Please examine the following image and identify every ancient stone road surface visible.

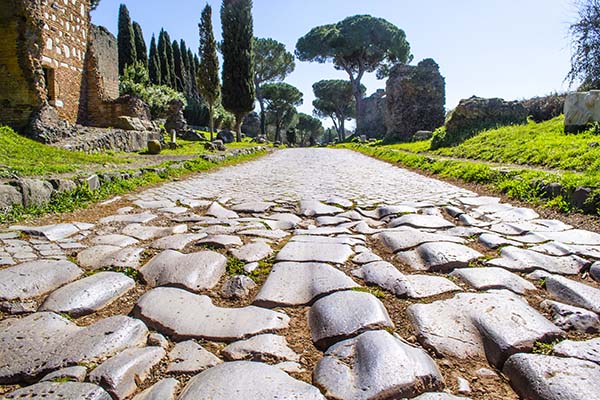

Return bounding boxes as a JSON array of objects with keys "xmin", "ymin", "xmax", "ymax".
[{"xmin": 1, "ymin": 148, "xmax": 600, "ymax": 400}]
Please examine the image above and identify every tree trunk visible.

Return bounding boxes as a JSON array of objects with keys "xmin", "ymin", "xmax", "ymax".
[
  {"xmin": 274, "ymin": 114, "xmax": 281, "ymax": 143},
  {"xmin": 351, "ymin": 78, "xmax": 365, "ymax": 135},
  {"xmin": 234, "ymin": 113, "xmax": 244, "ymax": 142},
  {"xmin": 208, "ymin": 103, "xmax": 214, "ymax": 142},
  {"xmin": 339, "ymin": 117, "xmax": 346, "ymax": 142},
  {"xmin": 258, "ymin": 94, "xmax": 266, "ymax": 138},
  {"xmin": 331, "ymin": 117, "xmax": 339, "ymax": 141}
]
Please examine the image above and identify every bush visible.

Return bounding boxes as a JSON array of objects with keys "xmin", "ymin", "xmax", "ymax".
[{"xmin": 430, "ymin": 126, "xmax": 448, "ymax": 150}]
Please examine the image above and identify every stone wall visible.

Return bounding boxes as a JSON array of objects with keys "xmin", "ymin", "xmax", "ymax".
[
  {"xmin": 564, "ymin": 91, "xmax": 600, "ymax": 133},
  {"xmin": 359, "ymin": 89, "xmax": 387, "ymax": 139},
  {"xmin": 384, "ymin": 59, "xmax": 446, "ymax": 142}
]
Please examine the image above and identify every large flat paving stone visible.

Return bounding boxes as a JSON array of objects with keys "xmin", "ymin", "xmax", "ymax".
[
  {"xmin": 230, "ymin": 241, "xmax": 273, "ymax": 262},
  {"xmin": 541, "ymin": 300, "xmax": 600, "ymax": 333},
  {"xmin": 9, "ymin": 223, "xmax": 81, "ymax": 242},
  {"xmin": 39, "ymin": 271, "xmax": 135, "ymax": 317},
  {"xmin": 197, "ymin": 234, "xmax": 243, "ymax": 248},
  {"xmin": 451, "ymin": 267, "xmax": 536, "ymax": 295},
  {"xmin": 488, "ymin": 246, "xmax": 589, "ymax": 275},
  {"xmin": 77, "ymin": 245, "xmax": 144, "ymax": 270},
  {"xmin": 206, "ymin": 202, "xmax": 239, "ymax": 219},
  {"xmin": 503, "ymin": 353, "xmax": 600, "ymax": 400},
  {"xmin": 177, "ymin": 361, "xmax": 326, "ymax": 400},
  {"xmin": 167, "ymin": 340, "xmax": 222, "ymax": 374},
  {"xmin": 275, "ymin": 240, "xmax": 353, "ymax": 264},
  {"xmin": 308, "ymin": 290, "xmax": 393, "ymax": 350},
  {"xmin": 0, "ymin": 260, "xmax": 82, "ymax": 301},
  {"xmin": 300, "ymin": 200, "xmax": 344, "ymax": 216},
  {"xmin": 122, "ymin": 224, "xmax": 187, "ymax": 241},
  {"xmin": 150, "ymin": 233, "xmax": 207, "ymax": 250},
  {"xmin": 134, "ymin": 287, "xmax": 289, "ymax": 341},
  {"xmin": 314, "ymin": 330, "xmax": 444, "ymax": 400},
  {"xmin": 554, "ymin": 338, "xmax": 600, "ymax": 365},
  {"xmin": 388, "ymin": 214, "xmax": 455, "ymax": 229},
  {"xmin": 540, "ymin": 229, "xmax": 600, "ymax": 245},
  {"xmin": 99, "ymin": 212, "xmax": 157, "ymax": 225},
  {"xmin": 222, "ymin": 334, "xmax": 299, "ymax": 363},
  {"xmin": 231, "ymin": 201, "xmax": 274, "ymax": 213},
  {"xmin": 254, "ymin": 262, "xmax": 359, "ymax": 307},
  {"xmin": 545, "ymin": 275, "xmax": 600, "ymax": 314},
  {"xmin": 132, "ymin": 378, "xmax": 179, "ymax": 400},
  {"xmin": 89, "ymin": 347, "xmax": 165, "ymax": 400},
  {"xmin": 3, "ymin": 382, "xmax": 111, "ymax": 399},
  {"xmin": 0, "ymin": 313, "xmax": 148, "ymax": 383},
  {"xmin": 140, "ymin": 250, "xmax": 226, "ymax": 292},
  {"xmin": 396, "ymin": 242, "xmax": 483, "ymax": 272},
  {"xmin": 91, "ymin": 234, "xmax": 139, "ymax": 247},
  {"xmin": 408, "ymin": 292, "xmax": 563, "ymax": 368},
  {"xmin": 375, "ymin": 228, "xmax": 464, "ymax": 253}
]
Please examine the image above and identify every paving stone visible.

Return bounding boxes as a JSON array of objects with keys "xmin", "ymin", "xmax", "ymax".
[
  {"xmin": 77, "ymin": 245, "xmax": 144, "ymax": 270},
  {"xmin": 375, "ymin": 228, "xmax": 464, "ymax": 252},
  {"xmin": 267, "ymin": 212, "xmax": 302, "ymax": 225},
  {"xmin": 264, "ymin": 219, "xmax": 296, "ymax": 230},
  {"xmin": 388, "ymin": 214, "xmax": 455, "ymax": 229},
  {"xmin": 167, "ymin": 340, "xmax": 221, "ymax": 374},
  {"xmin": 206, "ymin": 202, "xmax": 239, "ymax": 219},
  {"xmin": 122, "ymin": 224, "xmax": 187, "ymax": 241},
  {"xmin": 99, "ymin": 212, "xmax": 157, "ymax": 225},
  {"xmin": 41, "ymin": 366, "xmax": 87, "ymax": 383},
  {"xmin": 133, "ymin": 199, "xmax": 177, "ymax": 209},
  {"xmin": 134, "ymin": 287, "xmax": 289, "ymax": 341},
  {"xmin": 487, "ymin": 247, "xmax": 589, "ymax": 275},
  {"xmin": 352, "ymin": 251, "xmax": 382, "ymax": 264},
  {"xmin": 554, "ymin": 338, "xmax": 600, "ymax": 365},
  {"xmin": 9, "ymin": 223, "xmax": 80, "ymax": 242},
  {"xmin": 316, "ymin": 216, "xmax": 351, "ymax": 226},
  {"xmin": 413, "ymin": 394, "xmax": 471, "ymax": 400},
  {"xmin": 300, "ymin": 200, "xmax": 343, "ymax": 216},
  {"xmin": 132, "ymin": 378, "xmax": 179, "ymax": 400},
  {"xmin": 354, "ymin": 261, "xmax": 461, "ymax": 298},
  {"xmin": 0, "ymin": 257, "xmax": 15, "ymax": 266},
  {"xmin": 231, "ymin": 201, "xmax": 274, "ymax": 213},
  {"xmin": 222, "ymin": 334, "xmax": 299, "ymax": 362},
  {"xmin": 276, "ymin": 240, "xmax": 353, "ymax": 264},
  {"xmin": 0, "ymin": 260, "xmax": 82, "ymax": 301},
  {"xmin": 314, "ymin": 330, "xmax": 443, "ymax": 400},
  {"xmin": 230, "ymin": 241, "xmax": 272, "ymax": 262},
  {"xmin": 591, "ymin": 262, "xmax": 600, "ymax": 283},
  {"xmin": 451, "ymin": 267, "xmax": 536, "ymax": 294},
  {"xmin": 197, "ymin": 234, "xmax": 243, "ymax": 248},
  {"xmin": 486, "ymin": 206, "xmax": 539, "ymax": 222},
  {"xmin": 237, "ymin": 228, "xmax": 289, "ymax": 240},
  {"xmin": 478, "ymin": 233, "xmax": 520, "ymax": 249},
  {"xmin": 150, "ymin": 233, "xmax": 207, "ymax": 250},
  {"xmin": 141, "ymin": 250, "xmax": 226, "ymax": 292},
  {"xmin": 254, "ymin": 262, "xmax": 359, "ymax": 307},
  {"xmin": 541, "ymin": 300, "xmax": 600, "ymax": 333},
  {"xmin": 458, "ymin": 196, "xmax": 501, "ymax": 207},
  {"xmin": 308, "ymin": 290, "xmax": 393, "ymax": 350},
  {"xmin": 529, "ymin": 241, "xmax": 574, "ymax": 257},
  {"xmin": 0, "ymin": 313, "xmax": 148, "ymax": 383},
  {"xmin": 538, "ymin": 229, "xmax": 600, "ymax": 245},
  {"xmin": 408, "ymin": 292, "xmax": 562, "ymax": 368},
  {"xmin": 221, "ymin": 275, "xmax": 257, "ymax": 299},
  {"xmin": 3, "ymin": 382, "xmax": 112, "ymax": 399},
  {"xmin": 177, "ymin": 361, "xmax": 325, "ymax": 399},
  {"xmin": 290, "ymin": 235, "xmax": 358, "ymax": 245},
  {"xmin": 89, "ymin": 347, "xmax": 165, "ymax": 400},
  {"xmin": 545, "ymin": 275, "xmax": 600, "ymax": 314},
  {"xmin": 325, "ymin": 196, "xmax": 354, "ymax": 208},
  {"xmin": 39, "ymin": 272, "xmax": 135, "ymax": 317},
  {"xmin": 376, "ymin": 204, "xmax": 418, "ymax": 218},
  {"xmin": 0, "ymin": 300, "xmax": 37, "ymax": 314},
  {"xmin": 396, "ymin": 242, "xmax": 483, "ymax": 272},
  {"xmin": 147, "ymin": 332, "xmax": 169, "ymax": 348},
  {"xmin": 503, "ymin": 353, "xmax": 600, "ymax": 400}
]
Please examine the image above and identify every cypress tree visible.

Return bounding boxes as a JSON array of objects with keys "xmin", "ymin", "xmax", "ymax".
[
  {"xmin": 148, "ymin": 34, "xmax": 161, "ymax": 85},
  {"xmin": 164, "ymin": 32, "xmax": 177, "ymax": 89},
  {"xmin": 157, "ymin": 29, "xmax": 171, "ymax": 87},
  {"xmin": 132, "ymin": 21, "xmax": 148, "ymax": 68},
  {"xmin": 180, "ymin": 40, "xmax": 189, "ymax": 71},
  {"xmin": 221, "ymin": 0, "xmax": 255, "ymax": 142},
  {"xmin": 117, "ymin": 4, "xmax": 137, "ymax": 75},
  {"xmin": 198, "ymin": 4, "xmax": 221, "ymax": 140},
  {"xmin": 172, "ymin": 40, "xmax": 186, "ymax": 93},
  {"xmin": 187, "ymin": 49, "xmax": 197, "ymax": 93}
]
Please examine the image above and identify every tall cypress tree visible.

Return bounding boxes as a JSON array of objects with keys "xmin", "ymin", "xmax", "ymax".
[
  {"xmin": 221, "ymin": 0, "xmax": 255, "ymax": 142},
  {"xmin": 157, "ymin": 29, "xmax": 171, "ymax": 87},
  {"xmin": 172, "ymin": 40, "xmax": 186, "ymax": 93},
  {"xmin": 164, "ymin": 31, "xmax": 177, "ymax": 89},
  {"xmin": 198, "ymin": 4, "xmax": 221, "ymax": 140},
  {"xmin": 180, "ymin": 40, "xmax": 189, "ymax": 71},
  {"xmin": 187, "ymin": 49, "xmax": 197, "ymax": 94},
  {"xmin": 148, "ymin": 34, "xmax": 161, "ymax": 84},
  {"xmin": 132, "ymin": 21, "xmax": 148, "ymax": 68},
  {"xmin": 117, "ymin": 4, "xmax": 137, "ymax": 75}
]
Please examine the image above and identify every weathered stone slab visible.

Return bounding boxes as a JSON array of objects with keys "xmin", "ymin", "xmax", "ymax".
[
  {"xmin": 134, "ymin": 287, "xmax": 289, "ymax": 341},
  {"xmin": 41, "ymin": 366, "xmax": 87, "ymax": 383},
  {"xmin": 487, "ymin": 247, "xmax": 589, "ymax": 275},
  {"xmin": 267, "ymin": 212, "xmax": 302, "ymax": 225},
  {"xmin": 167, "ymin": 341, "xmax": 221, "ymax": 374},
  {"xmin": 0, "ymin": 313, "xmax": 148, "ymax": 383},
  {"xmin": 300, "ymin": 200, "xmax": 343, "ymax": 216},
  {"xmin": 554, "ymin": 338, "xmax": 600, "ymax": 365},
  {"xmin": 39, "ymin": 272, "xmax": 135, "ymax": 317},
  {"xmin": 276, "ymin": 241, "xmax": 353, "ymax": 264},
  {"xmin": 150, "ymin": 233, "xmax": 207, "ymax": 250},
  {"xmin": 545, "ymin": 275, "xmax": 600, "ymax": 314},
  {"xmin": 396, "ymin": 242, "xmax": 483, "ymax": 272},
  {"xmin": 451, "ymin": 267, "xmax": 536, "ymax": 294},
  {"xmin": 89, "ymin": 347, "xmax": 165, "ymax": 400},
  {"xmin": 222, "ymin": 334, "xmax": 299, "ymax": 362},
  {"xmin": 503, "ymin": 353, "xmax": 600, "ymax": 400},
  {"xmin": 308, "ymin": 290, "xmax": 393, "ymax": 350},
  {"xmin": 388, "ymin": 214, "xmax": 454, "ymax": 229},
  {"xmin": 325, "ymin": 196, "xmax": 354, "ymax": 208},
  {"xmin": 408, "ymin": 292, "xmax": 562, "ymax": 368},
  {"xmin": 478, "ymin": 233, "xmax": 520, "ymax": 249},
  {"xmin": 314, "ymin": 330, "xmax": 444, "ymax": 400},
  {"xmin": 91, "ymin": 234, "xmax": 139, "ymax": 247},
  {"xmin": 295, "ymin": 226, "xmax": 352, "ymax": 236},
  {"xmin": 230, "ymin": 241, "xmax": 272, "ymax": 262},
  {"xmin": 3, "ymin": 382, "xmax": 111, "ymax": 399},
  {"xmin": 231, "ymin": 201, "xmax": 274, "ymax": 213},
  {"xmin": 485, "ymin": 206, "xmax": 539, "ymax": 222},
  {"xmin": 254, "ymin": 262, "xmax": 359, "ymax": 307},
  {"xmin": 206, "ymin": 202, "xmax": 239, "ymax": 219},
  {"xmin": 141, "ymin": 250, "xmax": 226, "ymax": 292},
  {"xmin": 10, "ymin": 223, "xmax": 80, "ymax": 242},
  {"xmin": 352, "ymin": 251, "xmax": 382, "ymax": 264},
  {"xmin": 99, "ymin": 212, "xmax": 157, "ymax": 225},
  {"xmin": 290, "ymin": 235, "xmax": 358, "ymax": 245},
  {"xmin": 541, "ymin": 300, "xmax": 600, "ymax": 333},
  {"xmin": 375, "ymin": 228, "xmax": 464, "ymax": 252},
  {"xmin": 592, "ymin": 262, "xmax": 600, "ymax": 283},
  {"xmin": 122, "ymin": 224, "xmax": 187, "ymax": 241},
  {"xmin": 77, "ymin": 245, "xmax": 144, "ymax": 270},
  {"xmin": 413, "ymin": 394, "xmax": 470, "ymax": 400},
  {"xmin": 237, "ymin": 228, "xmax": 289, "ymax": 240},
  {"xmin": 540, "ymin": 229, "xmax": 600, "ymax": 245},
  {"xmin": 0, "ymin": 260, "xmax": 82, "ymax": 301},
  {"xmin": 316, "ymin": 216, "xmax": 351, "ymax": 226},
  {"xmin": 133, "ymin": 199, "xmax": 177, "ymax": 209},
  {"xmin": 132, "ymin": 378, "xmax": 179, "ymax": 400},
  {"xmin": 377, "ymin": 204, "xmax": 418, "ymax": 218},
  {"xmin": 197, "ymin": 234, "xmax": 243, "ymax": 248},
  {"xmin": 177, "ymin": 361, "xmax": 325, "ymax": 399}
]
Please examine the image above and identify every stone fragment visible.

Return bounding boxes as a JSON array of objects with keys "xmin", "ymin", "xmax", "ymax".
[
  {"xmin": 132, "ymin": 378, "xmax": 179, "ymax": 400},
  {"xmin": 377, "ymin": 204, "xmax": 418, "ymax": 218},
  {"xmin": 77, "ymin": 245, "xmax": 144, "ymax": 270},
  {"xmin": 206, "ymin": 202, "xmax": 239, "ymax": 219},
  {"xmin": 457, "ymin": 377, "xmax": 471, "ymax": 395},
  {"xmin": 141, "ymin": 250, "xmax": 226, "ymax": 292},
  {"xmin": 408, "ymin": 292, "xmax": 562, "ymax": 368},
  {"xmin": 134, "ymin": 287, "xmax": 289, "ymax": 341},
  {"xmin": 122, "ymin": 224, "xmax": 187, "ymax": 241},
  {"xmin": 133, "ymin": 199, "xmax": 177, "ymax": 209},
  {"xmin": 375, "ymin": 228, "xmax": 464, "ymax": 252},
  {"xmin": 91, "ymin": 234, "xmax": 139, "ymax": 247},
  {"xmin": 316, "ymin": 216, "xmax": 351, "ymax": 226},
  {"xmin": 396, "ymin": 242, "xmax": 483, "ymax": 272},
  {"xmin": 10, "ymin": 223, "xmax": 80, "ymax": 242},
  {"xmin": 503, "ymin": 353, "xmax": 600, "ymax": 400},
  {"xmin": 89, "ymin": 347, "xmax": 165, "ymax": 400},
  {"xmin": 150, "ymin": 233, "xmax": 207, "ymax": 250},
  {"xmin": 267, "ymin": 212, "xmax": 302, "ymax": 226},
  {"xmin": 254, "ymin": 262, "xmax": 358, "ymax": 307},
  {"xmin": 221, "ymin": 275, "xmax": 257, "ymax": 299},
  {"xmin": 314, "ymin": 330, "xmax": 443, "ymax": 400},
  {"xmin": 300, "ymin": 200, "xmax": 343, "ymax": 216},
  {"xmin": 541, "ymin": 300, "xmax": 599, "ymax": 333},
  {"xmin": 230, "ymin": 241, "xmax": 272, "ymax": 262},
  {"xmin": 99, "ymin": 212, "xmax": 157, "ymax": 225},
  {"xmin": 352, "ymin": 251, "xmax": 382, "ymax": 264},
  {"xmin": 488, "ymin": 247, "xmax": 588, "ymax": 275},
  {"xmin": 276, "ymin": 240, "xmax": 353, "ymax": 264},
  {"xmin": 3, "ymin": 382, "xmax": 111, "ymax": 399},
  {"xmin": 309, "ymin": 290, "xmax": 393, "ymax": 350},
  {"xmin": 231, "ymin": 201, "xmax": 274, "ymax": 213},
  {"xmin": 177, "ymin": 361, "xmax": 325, "ymax": 399},
  {"xmin": 222, "ymin": 334, "xmax": 299, "ymax": 362},
  {"xmin": 388, "ymin": 214, "xmax": 455, "ymax": 229},
  {"xmin": 167, "ymin": 341, "xmax": 221, "ymax": 374},
  {"xmin": 18, "ymin": 179, "xmax": 53, "ymax": 207},
  {"xmin": 0, "ymin": 260, "xmax": 82, "ymax": 301},
  {"xmin": 554, "ymin": 338, "xmax": 600, "ymax": 365},
  {"xmin": 450, "ymin": 267, "xmax": 536, "ymax": 294},
  {"xmin": 545, "ymin": 275, "xmax": 600, "ymax": 314},
  {"xmin": 0, "ymin": 300, "xmax": 37, "ymax": 314},
  {"xmin": 592, "ymin": 262, "xmax": 600, "ymax": 283},
  {"xmin": 276, "ymin": 361, "xmax": 305, "ymax": 373},
  {"xmin": 39, "ymin": 272, "xmax": 135, "ymax": 317},
  {"xmin": 0, "ymin": 184, "xmax": 22, "ymax": 209},
  {"xmin": 147, "ymin": 332, "xmax": 169, "ymax": 348},
  {"xmin": 197, "ymin": 234, "xmax": 243, "ymax": 248},
  {"xmin": 41, "ymin": 366, "xmax": 87, "ymax": 383}
]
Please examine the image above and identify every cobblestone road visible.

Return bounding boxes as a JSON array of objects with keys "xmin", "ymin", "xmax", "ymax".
[{"xmin": 1, "ymin": 149, "xmax": 599, "ymax": 400}]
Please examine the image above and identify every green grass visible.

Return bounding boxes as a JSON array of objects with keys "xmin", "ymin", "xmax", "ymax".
[{"xmin": 0, "ymin": 126, "xmax": 134, "ymax": 177}]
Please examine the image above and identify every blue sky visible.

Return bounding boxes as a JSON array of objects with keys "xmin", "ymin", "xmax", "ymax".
[{"xmin": 92, "ymin": 0, "xmax": 576, "ymax": 126}]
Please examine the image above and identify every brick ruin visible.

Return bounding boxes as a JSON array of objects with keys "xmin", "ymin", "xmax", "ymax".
[{"xmin": 0, "ymin": 0, "xmax": 152, "ymax": 146}]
